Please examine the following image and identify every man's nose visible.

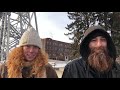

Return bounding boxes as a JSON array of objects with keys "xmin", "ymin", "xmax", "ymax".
[{"xmin": 96, "ymin": 40, "xmax": 102, "ymax": 47}]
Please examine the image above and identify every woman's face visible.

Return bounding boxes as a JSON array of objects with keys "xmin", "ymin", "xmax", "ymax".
[{"xmin": 23, "ymin": 45, "xmax": 39, "ymax": 61}]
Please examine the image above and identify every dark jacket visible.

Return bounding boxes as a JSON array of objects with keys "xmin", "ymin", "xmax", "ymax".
[
  {"xmin": 62, "ymin": 25, "xmax": 120, "ymax": 78},
  {"xmin": 62, "ymin": 58, "xmax": 120, "ymax": 78},
  {"xmin": 0, "ymin": 63, "xmax": 58, "ymax": 78}
]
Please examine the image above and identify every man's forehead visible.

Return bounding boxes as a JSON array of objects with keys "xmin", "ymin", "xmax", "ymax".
[{"xmin": 92, "ymin": 36, "xmax": 106, "ymax": 39}]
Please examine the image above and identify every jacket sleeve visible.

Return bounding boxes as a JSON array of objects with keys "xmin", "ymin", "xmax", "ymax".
[
  {"xmin": 62, "ymin": 64, "xmax": 73, "ymax": 78},
  {"xmin": 45, "ymin": 63, "xmax": 58, "ymax": 78}
]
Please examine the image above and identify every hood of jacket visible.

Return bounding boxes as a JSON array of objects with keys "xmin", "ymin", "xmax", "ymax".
[{"xmin": 80, "ymin": 25, "xmax": 116, "ymax": 61}]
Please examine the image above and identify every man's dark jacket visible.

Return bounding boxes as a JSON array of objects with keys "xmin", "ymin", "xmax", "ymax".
[{"xmin": 62, "ymin": 25, "xmax": 120, "ymax": 78}]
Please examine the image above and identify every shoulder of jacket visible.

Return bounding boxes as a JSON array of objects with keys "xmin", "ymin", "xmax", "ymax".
[
  {"xmin": 45, "ymin": 63, "xmax": 57, "ymax": 74},
  {"xmin": 45, "ymin": 63, "xmax": 53, "ymax": 69},
  {"xmin": 45, "ymin": 63, "xmax": 58, "ymax": 78},
  {"xmin": 66, "ymin": 57, "xmax": 83, "ymax": 66},
  {"xmin": 65, "ymin": 57, "xmax": 87, "ymax": 72}
]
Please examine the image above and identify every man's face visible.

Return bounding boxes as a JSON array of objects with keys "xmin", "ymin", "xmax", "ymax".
[
  {"xmin": 23, "ymin": 45, "xmax": 39, "ymax": 61},
  {"xmin": 88, "ymin": 36, "xmax": 113, "ymax": 72},
  {"xmin": 89, "ymin": 36, "xmax": 107, "ymax": 49}
]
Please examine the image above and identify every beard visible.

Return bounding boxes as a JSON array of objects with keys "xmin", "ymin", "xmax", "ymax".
[{"xmin": 88, "ymin": 47, "xmax": 113, "ymax": 73}]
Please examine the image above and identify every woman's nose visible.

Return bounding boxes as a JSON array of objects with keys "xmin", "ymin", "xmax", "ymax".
[{"xmin": 29, "ymin": 47, "xmax": 34, "ymax": 52}]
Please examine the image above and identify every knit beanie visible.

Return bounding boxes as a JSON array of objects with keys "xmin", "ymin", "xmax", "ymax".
[{"xmin": 18, "ymin": 26, "xmax": 42, "ymax": 48}]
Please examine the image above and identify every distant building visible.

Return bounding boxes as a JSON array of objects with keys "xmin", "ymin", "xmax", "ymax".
[{"xmin": 41, "ymin": 38, "xmax": 72, "ymax": 61}]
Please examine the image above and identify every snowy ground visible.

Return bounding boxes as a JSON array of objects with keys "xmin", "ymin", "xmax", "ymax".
[{"xmin": 48, "ymin": 59, "xmax": 70, "ymax": 78}]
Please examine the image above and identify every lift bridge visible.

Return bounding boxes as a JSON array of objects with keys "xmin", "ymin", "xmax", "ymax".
[{"xmin": 0, "ymin": 12, "xmax": 39, "ymax": 61}]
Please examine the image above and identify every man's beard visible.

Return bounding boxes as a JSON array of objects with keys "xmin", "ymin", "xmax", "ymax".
[{"xmin": 88, "ymin": 47, "xmax": 113, "ymax": 73}]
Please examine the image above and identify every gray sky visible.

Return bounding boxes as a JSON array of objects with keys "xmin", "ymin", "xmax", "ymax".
[{"xmin": 35, "ymin": 12, "xmax": 72, "ymax": 43}]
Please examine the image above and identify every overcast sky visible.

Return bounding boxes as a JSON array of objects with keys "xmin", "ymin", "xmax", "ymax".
[{"xmin": 35, "ymin": 12, "xmax": 73, "ymax": 43}]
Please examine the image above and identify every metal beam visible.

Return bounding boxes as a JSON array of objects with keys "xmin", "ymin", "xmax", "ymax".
[{"xmin": 0, "ymin": 12, "xmax": 39, "ymax": 61}]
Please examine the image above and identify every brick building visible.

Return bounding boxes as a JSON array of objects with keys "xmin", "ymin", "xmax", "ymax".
[{"xmin": 41, "ymin": 38, "xmax": 72, "ymax": 61}]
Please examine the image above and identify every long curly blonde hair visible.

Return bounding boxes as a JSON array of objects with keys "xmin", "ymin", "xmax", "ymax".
[{"xmin": 6, "ymin": 46, "xmax": 48, "ymax": 78}]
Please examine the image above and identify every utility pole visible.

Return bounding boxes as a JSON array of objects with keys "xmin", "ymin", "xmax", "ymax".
[{"xmin": 0, "ymin": 12, "xmax": 39, "ymax": 61}]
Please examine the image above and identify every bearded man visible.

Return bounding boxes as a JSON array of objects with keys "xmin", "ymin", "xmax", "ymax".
[{"xmin": 62, "ymin": 25, "xmax": 120, "ymax": 78}]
